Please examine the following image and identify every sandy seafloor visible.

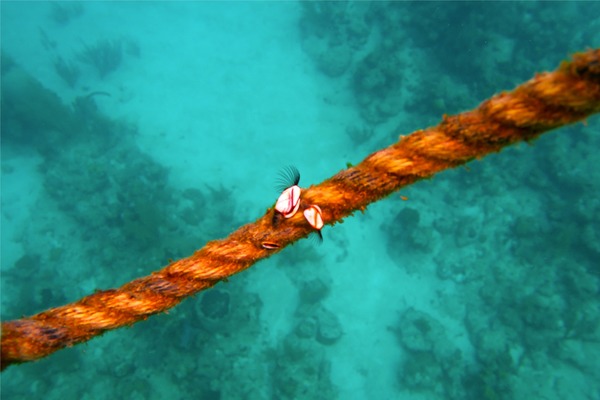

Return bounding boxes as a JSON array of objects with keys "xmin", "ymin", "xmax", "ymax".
[{"xmin": 1, "ymin": 2, "xmax": 600, "ymax": 400}]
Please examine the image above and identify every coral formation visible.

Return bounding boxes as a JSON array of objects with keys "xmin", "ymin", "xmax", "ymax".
[
  {"xmin": 345, "ymin": 124, "xmax": 373, "ymax": 146},
  {"xmin": 271, "ymin": 333, "xmax": 337, "ymax": 399},
  {"xmin": 383, "ymin": 206, "xmax": 436, "ymax": 262},
  {"xmin": 1, "ymin": 53, "xmax": 83, "ymax": 148},
  {"xmin": 53, "ymin": 56, "xmax": 80, "ymax": 88},
  {"xmin": 393, "ymin": 308, "xmax": 464, "ymax": 398},
  {"xmin": 299, "ymin": 2, "xmax": 371, "ymax": 78},
  {"xmin": 299, "ymin": 2, "xmax": 598, "ymax": 126},
  {"xmin": 78, "ymin": 39, "xmax": 123, "ymax": 78},
  {"xmin": 48, "ymin": 2, "xmax": 84, "ymax": 26}
]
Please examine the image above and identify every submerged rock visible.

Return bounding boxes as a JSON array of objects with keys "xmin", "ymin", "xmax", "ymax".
[
  {"xmin": 196, "ymin": 289, "xmax": 231, "ymax": 332},
  {"xmin": 316, "ymin": 307, "xmax": 343, "ymax": 345},
  {"xmin": 299, "ymin": 278, "xmax": 330, "ymax": 305},
  {"xmin": 200, "ymin": 290, "xmax": 230, "ymax": 319},
  {"xmin": 295, "ymin": 316, "xmax": 318, "ymax": 339}
]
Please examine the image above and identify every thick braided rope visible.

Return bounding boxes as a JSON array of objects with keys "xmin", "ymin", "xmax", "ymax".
[{"xmin": 2, "ymin": 49, "xmax": 599, "ymax": 370}]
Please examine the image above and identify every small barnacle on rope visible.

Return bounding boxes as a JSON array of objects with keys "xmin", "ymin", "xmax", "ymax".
[
  {"xmin": 273, "ymin": 166, "xmax": 301, "ymax": 225},
  {"xmin": 261, "ymin": 242, "xmax": 281, "ymax": 251},
  {"xmin": 303, "ymin": 204, "xmax": 324, "ymax": 242},
  {"xmin": 272, "ymin": 166, "xmax": 326, "ymax": 242}
]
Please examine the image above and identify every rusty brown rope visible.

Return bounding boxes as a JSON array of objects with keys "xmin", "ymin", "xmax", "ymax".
[{"xmin": 2, "ymin": 49, "xmax": 599, "ymax": 371}]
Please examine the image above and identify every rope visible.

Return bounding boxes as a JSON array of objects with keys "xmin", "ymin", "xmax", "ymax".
[{"xmin": 2, "ymin": 49, "xmax": 599, "ymax": 371}]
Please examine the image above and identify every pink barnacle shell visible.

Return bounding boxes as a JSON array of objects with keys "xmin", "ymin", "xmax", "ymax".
[
  {"xmin": 303, "ymin": 205, "xmax": 324, "ymax": 230},
  {"xmin": 261, "ymin": 241, "xmax": 281, "ymax": 250},
  {"xmin": 275, "ymin": 185, "xmax": 301, "ymax": 218}
]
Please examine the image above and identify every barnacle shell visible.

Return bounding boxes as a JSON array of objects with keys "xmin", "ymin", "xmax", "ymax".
[
  {"xmin": 303, "ymin": 205, "xmax": 324, "ymax": 230},
  {"xmin": 261, "ymin": 241, "xmax": 281, "ymax": 250},
  {"xmin": 275, "ymin": 185, "xmax": 301, "ymax": 218}
]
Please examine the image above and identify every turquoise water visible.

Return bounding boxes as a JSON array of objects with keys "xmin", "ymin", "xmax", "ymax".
[{"xmin": 1, "ymin": 2, "xmax": 599, "ymax": 399}]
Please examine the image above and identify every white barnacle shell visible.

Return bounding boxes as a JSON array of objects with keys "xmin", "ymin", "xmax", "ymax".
[
  {"xmin": 303, "ymin": 205, "xmax": 324, "ymax": 230},
  {"xmin": 275, "ymin": 185, "xmax": 301, "ymax": 218},
  {"xmin": 261, "ymin": 241, "xmax": 281, "ymax": 250}
]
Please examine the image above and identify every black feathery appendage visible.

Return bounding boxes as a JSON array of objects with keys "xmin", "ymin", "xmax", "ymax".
[
  {"xmin": 313, "ymin": 230, "xmax": 323, "ymax": 244},
  {"xmin": 275, "ymin": 165, "xmax": 300, "ymax": 192}
]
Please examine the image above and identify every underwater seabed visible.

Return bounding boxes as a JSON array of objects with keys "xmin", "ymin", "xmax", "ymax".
[
  {"xmin": 3, "ymin": 68, "xmax": 600, "ymax": 399},
  {"xmin": 2, "ymin": 2, "xmax": 600, "ymax": 400}
]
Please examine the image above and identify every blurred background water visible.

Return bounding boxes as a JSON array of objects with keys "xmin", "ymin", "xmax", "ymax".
[{"xmin": 1, "ymin": 2, "xmax": 599, "ymax": 399}]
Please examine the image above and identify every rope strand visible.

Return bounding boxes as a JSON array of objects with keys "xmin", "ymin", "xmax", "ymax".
[{"xmin": 2, "ymin": 49, "xmax": 599, "ymax": 371}]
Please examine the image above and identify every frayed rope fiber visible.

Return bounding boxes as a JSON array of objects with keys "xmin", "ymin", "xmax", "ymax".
[{"xmin": 2, "ymin": 49, "xmax": 599, "ymax": 371}]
